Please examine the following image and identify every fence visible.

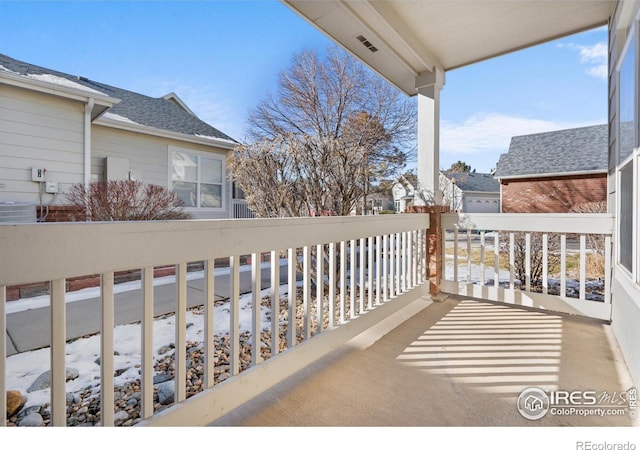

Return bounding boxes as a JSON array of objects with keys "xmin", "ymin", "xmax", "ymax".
[
  {"xmin": 440, "ymin": 213, "xmax": 614, "ymax": 321},
  {"xmin": 0, "ymin": 213, "xmax": 430, "ymax": 426}
]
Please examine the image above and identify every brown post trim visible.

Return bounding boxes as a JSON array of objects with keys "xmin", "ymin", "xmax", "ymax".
[{"xmin": 407, "ymin": 205, "xmax": 450, "ymax": 295}]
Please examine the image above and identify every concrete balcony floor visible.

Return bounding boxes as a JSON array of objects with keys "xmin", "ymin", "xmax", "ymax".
[{"xmin": 210, "ymin": 294, "xmax": 637, "ymax": 427}]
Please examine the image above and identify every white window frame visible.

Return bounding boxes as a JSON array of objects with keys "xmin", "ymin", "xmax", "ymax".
[
  {"xmin": 168, "ymin": 146, "xmax": 226, "ymax": 212},
  {"xmin": 616, "ymin": 20, "xmax": 640, "ymax": 283}
]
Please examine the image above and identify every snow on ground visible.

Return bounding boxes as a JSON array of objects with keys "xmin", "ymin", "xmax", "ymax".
[
  {"xmin": 444, "ymin": 256, "xmax": 605, "ymax": 300},
  {"xmin": 5, "ymin": 260, "xmax": 291, "ymax": 409}
]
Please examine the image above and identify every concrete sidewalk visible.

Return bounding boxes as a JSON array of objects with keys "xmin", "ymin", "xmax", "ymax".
[{"xmin": 5, "ymin": 262, "xmax": 296, "ymax": 356}]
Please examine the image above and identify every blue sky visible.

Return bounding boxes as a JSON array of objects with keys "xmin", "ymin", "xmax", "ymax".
[{"xmin": 0, "ymin": 1, "xmax": 608, "ymax": 174}]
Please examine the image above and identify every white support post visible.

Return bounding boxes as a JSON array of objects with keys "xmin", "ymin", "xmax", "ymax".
[
  {"xmin": 141, "ymin": 267, "xmax": 154, "ymax": 418},
  {"xmin": 453, "ymin": 227, "xmax": 459, "ymax": 282},
  {"xmin": 375, "ymin": 235, "xmax": 381, "ymax": 305},
  {"xmin": 410, "ymin": 231, "xmax": 416, "ymax": 288},
  {"xmin": 270, "ymin": 251, "xmax": 280, "ymax": 356},
  {"xmin": 509, "ymin": 232, "xmax": 515, "ymax": 289},
  {"xmin": 560, "ymin": 235, "xmax": 567, "ymax": 298},
  {"xmin": 350, "ymin": 239, "xmax": 356, "ymax": 318},
  {"xmin": 525, "ymin": 233, "xmax": 531, "ymax": 292},
  {"xmin": 287, "ymin": 249, "xmax": 296, "ymax": 347},
  {"xmin": 579, "ymin": 235, "xmax": 586, "ymax": 301},
  {"xmin": 480, "ymin": 231, "xmax": 486, "ymax": 287},
  {"xmin": 359, "ymin": 238, "xmax": 365, "ymax": 313},
  {"xmin": 175, "ymin": 263, "xmax": 187, "ymax": 402},
  {"xmin": 328, "ymin": 242, "xmax": 336, "ymax": 328},
  {"xmin": 101, "ymin": 272, "xmax": 115, "ymax": 427},
  {"xmin": 395, "ymin": 232, "xmax": 401, "ymax": 295},
  {"xmin": 416, "ymin": 68, "xmax": 445, "ymax": 206},
  {"xmin": 251, "ymin": 254, "xmax": 262, "ymax": 366},
  {"xmin": 50, "ymin": 278, "xmax": 66, "ymax": 426},
  {"xmin": 383, "ymin": 234, "xmax": 389, "ymax": 302},
  {"xmin": 204, "ymin": 259, "xmax": 215, "ymax": 388},
  {"xmin": 316, "ymin": 244, "xmax": 324, "ymax": 334},
  {"xmin": 230, "ymin": 256, "xmax": 241, "ymax": 373},
  {"xmin": 542, "ymin": 234, "xmax": 549, "ymax": 295},
  {"xmin": 303, "ymin": 246, "xmax": 311, "ymax": 339},
  {"xmin": 493, "ymin": 234, "xmax": 499, "ymax": 289},
  {"xmin": 467, "ymin": 230, "xmax": 472, "ymax": 284},
  {"xmin": 368, "ymin": 236, "xmax": 374, "ymax": 309},
  {"xmin": 389, "ymin": 233, "xmax": 395, "ymax": 298},
  {"xmin": 339, "ymin": 241, "xmax": 347, "ymax": 323},
  {"xmin": 402, "ymin": 231, "xmax": 408, "ymax": 291}
]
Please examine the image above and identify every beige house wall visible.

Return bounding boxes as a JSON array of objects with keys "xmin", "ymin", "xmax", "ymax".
[{"xmin": 0, "ymin": 84, "xmax": 84, "ymax": 204}]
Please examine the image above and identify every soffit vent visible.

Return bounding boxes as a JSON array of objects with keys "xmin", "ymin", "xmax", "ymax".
[{"xmin": 356, "ymin": 34, "xmax": 378, "ymax": 53}]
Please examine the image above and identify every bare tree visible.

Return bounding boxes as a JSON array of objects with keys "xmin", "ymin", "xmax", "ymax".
[
  {"xmin": 502, "ymin": 232, "xmax": 561, "ymax": 287},
  {"xmin": 569, "ymin": 201, "xmax": 608, "ymax": 276},
  {"xmin": 229, "ymin": 45, "xmax": 416, "ymax": 218}
]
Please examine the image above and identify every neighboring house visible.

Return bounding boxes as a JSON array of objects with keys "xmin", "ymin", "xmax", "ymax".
[
  {"xmin": 392, "ymin": 171, "xmax": 500, "ymax": 213},
  {"xmin": 440, "ymin": 171, "xmax": 500, "ymax": 213},
  {"xmin": 350, "ymin": 190, "xmax": 395, "ymax": 215},
  {"xmin": 391, "ymin": 173, "xmax": 417, "ymax": 213},
  {"xmin": 494, "ymin": 124, "xmax": 608, "ymax": 213},
  {"xmin": 0, "ymin": 53, "xmax": 238, "ymax": 221}
]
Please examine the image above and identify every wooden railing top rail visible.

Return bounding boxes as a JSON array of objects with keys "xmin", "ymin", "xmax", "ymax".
[
  {"xmin": 0, "ymin": 214, "xmax": 429, "ymax": 286},
  {"xmin": 442, "ymin": 213, "xmax": 614, "ymax": 234}
]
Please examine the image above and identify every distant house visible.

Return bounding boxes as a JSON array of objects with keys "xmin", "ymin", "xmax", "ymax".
[
  {"xmin": 392, "ymin": 173, "xmax": 418, "ymax": 213},
  {"xmin": 494, "ymin": 124, "xmax": 608, "ymax": 213},
  {"xmin": 392, "ymin": 171, "xmax": 500, "ymax": 213},
  {"xmin": 0, "ymin": 53, "xmax": 238, "ymax": 221},
  {"xmin": 440, "ymin": 171, "xmax": 500, "ymax": 213}
]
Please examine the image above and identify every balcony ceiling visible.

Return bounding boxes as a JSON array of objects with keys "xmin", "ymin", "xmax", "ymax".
[{"xmin": 283, "ymin": 0, "xmax": 615, "ymax": 95}]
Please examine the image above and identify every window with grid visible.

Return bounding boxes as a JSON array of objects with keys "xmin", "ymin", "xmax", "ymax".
[{"xmin": 171, "ymin": 149, "xmax": 224, "ymax": 209}]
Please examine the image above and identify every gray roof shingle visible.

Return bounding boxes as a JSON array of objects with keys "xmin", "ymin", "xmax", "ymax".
[
  {"xmin": 494, "ymin": 124, "xmax": 607, "ymax": 179},
  {"xmin": 441, "ymin": 171, "xmax": 500, "ymax": 193},
  {"xmin": 0, "ymin": 53, "xmax": 236, "ymax": 143}
]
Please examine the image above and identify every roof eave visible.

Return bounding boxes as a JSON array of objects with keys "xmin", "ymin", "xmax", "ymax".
[
  {"xmin": 0, "ymin": 69, "xmax": 119, "ymax": 107},
  {"xmin": 496, "ymin": 169, "xmax": 608, "ymax": 181},
  {"xmin": 94, "ymin": 116, "xmax": 237, "ymax": 150}
]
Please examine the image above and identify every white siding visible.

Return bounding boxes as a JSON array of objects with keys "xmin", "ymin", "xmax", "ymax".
[
  {"xmin": 610, "ymin": 0, "xmax": 640, "ymax": 387},
  {"xmin": 0, "ymin": 84, "xmax": 84, "ymax": 204},
  {"xmin": 91, "ymin": 126, "xmax": 231, "ymax": 219}
]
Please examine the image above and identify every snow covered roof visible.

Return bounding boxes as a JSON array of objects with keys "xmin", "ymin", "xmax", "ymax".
[{"xmin": 0, "ymin": 53, "xmax": 237, "ymax": 146}]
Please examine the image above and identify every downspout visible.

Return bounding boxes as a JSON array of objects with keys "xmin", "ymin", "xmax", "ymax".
[
  {"xmin": 83, "ymin": 98, "xmax": 94, "ymax": 221},
  {"xmin": 84, "ymin": 97, "xmax": 94, "ymax": 189}
]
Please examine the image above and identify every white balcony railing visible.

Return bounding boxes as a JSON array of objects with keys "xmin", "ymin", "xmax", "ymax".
[
  {"xmin": 232, "ymin": 199, "xmax": 255, "ymax": 219},
  {"xmin": 0, "ymin": 213, "xmax": 430, "ymax": 426},
  {"xmin": 441, "ymin": 213, "xmax": 614, "ymax": 321}
]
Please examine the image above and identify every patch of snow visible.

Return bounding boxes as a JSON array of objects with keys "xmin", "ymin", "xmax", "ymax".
[
  {"xmin": 25, "ymin": 73, "xmax": 106, "ymax": 95},
  {"xmin": 0, "ymin": 64, "xmax": 20, "ymax": 75},
  {"xmin": 5, "ymin": 283, "xmax": 291, "ymax": 409},
  {"xmin": 101, "ymin": 112, "xmax": 143, "ymax": 126},
  {"xmin": 195, "ymin": 134, "xmax": 236, "ymax": 144}
]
